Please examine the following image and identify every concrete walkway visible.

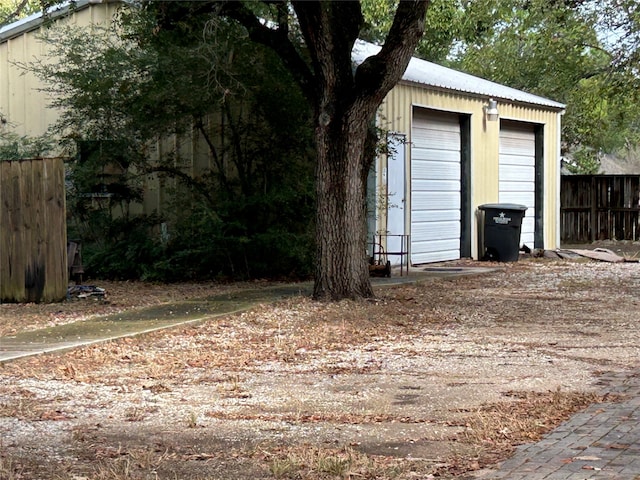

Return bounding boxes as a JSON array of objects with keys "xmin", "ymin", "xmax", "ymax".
[
  {"xmin": 478, "ymin": 371, "xmax": 640, "ymax": 479},
  {"xmin": 0, "ymin": 266, "xmax": 493, "ymax": 363},
  {"xmin": 0, "ymin": 283, "xmax": 312, "ymax": 362}
]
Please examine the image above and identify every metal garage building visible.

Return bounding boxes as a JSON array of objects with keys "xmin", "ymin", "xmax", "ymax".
[{"xmin": 353, "ymin": 42, "xmax": 565, "ymax": 264}]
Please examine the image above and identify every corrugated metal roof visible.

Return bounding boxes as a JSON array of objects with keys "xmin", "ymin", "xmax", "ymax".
[
  {"xmin": 353, "ymin": 40, "xmax": 565, "ymax": 111},
  {"xmin": 0, "ymin": 0, "xmax": 96, "ymax": 41}
]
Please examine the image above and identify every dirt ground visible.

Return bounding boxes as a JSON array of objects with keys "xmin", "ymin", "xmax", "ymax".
[{"xmin": 1, "ymin": 242, "xmax": 640, "ymax": 479}]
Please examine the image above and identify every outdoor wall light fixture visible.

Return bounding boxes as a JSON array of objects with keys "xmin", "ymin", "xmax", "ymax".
[{"xmin": 485, "ymin": 98, "xmax": 499, "ymax": 121}]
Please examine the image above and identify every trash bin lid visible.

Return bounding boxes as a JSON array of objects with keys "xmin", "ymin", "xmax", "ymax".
[{"xmin": 478, "ymin": 203, "xmax": 527, "ymax": 211}]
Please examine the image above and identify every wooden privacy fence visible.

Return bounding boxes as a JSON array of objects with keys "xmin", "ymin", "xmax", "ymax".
[
  {"xmin": 561, "ymin": 175, "xmax": 640, "ymax": 243},
  {"xmin": 0, "ymin": 158, "xmax": 67, "ymax": 303}
]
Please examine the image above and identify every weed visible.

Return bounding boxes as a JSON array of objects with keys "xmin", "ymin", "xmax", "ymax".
[
  {"xmin": 124, "ymin": 406, "xmax": 146, "ymax": 422},
  {"xmin": 459, "ymin": 389, "xmax": 604, "ymax": 450},
  {"xmin": 269, "ymin": 458, "xmax": 298, "ymax": 478},
  {"xmin": 0, "ymin": 456, "xmax": 21, "ymax": 480},
  {"xmin": 91, "ymin": 457, "xmax": 133, "ymax": 479},
  {"xmin": 0, "ymin": 398, "xmax": 43, "ymax": 420},
  {"xmin": 217, "ymin": 375, "xmax": 251, "ymax": 399},
  {"xmin": 187, "ymin": 411, "xmax": 199, "ymax": 428},
  {"xmin": 260, "ymin": 446, "xmax": 410, "ymax": 479},
  {"xmin": 315, "ymin": 454, "xmax": 351, "ymax": 476}
]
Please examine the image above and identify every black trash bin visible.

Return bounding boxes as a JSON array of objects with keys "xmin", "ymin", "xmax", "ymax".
[{"xmin": 478, "ymin": 203, "xmax": 527, "ymax": 262}]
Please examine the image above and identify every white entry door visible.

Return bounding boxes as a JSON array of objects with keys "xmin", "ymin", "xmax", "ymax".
[
  {"xmin": 410, "ymin": 110, "xmax": 462, "ymax": 264},
  {"xmin": 499, "ymin": 123, "xmax": 536, "ymax": 248},
  {"xmin": 386, "ymin": 133, "xmax": 406, "ymax": 265}
]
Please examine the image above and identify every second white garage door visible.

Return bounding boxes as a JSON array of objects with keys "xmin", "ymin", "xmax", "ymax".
[
  {"xmin": 499, "ymin": 122, "xmax": 536, "ymax": 248},
  {"xmin": 411, "ymin": 110, "xmax": 461, "ymax": 264}
]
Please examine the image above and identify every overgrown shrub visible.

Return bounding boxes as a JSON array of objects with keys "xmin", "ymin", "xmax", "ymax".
[
  {"xmin": 81, "ymin": 215, "xmax": 164, "ymax": 280},
  {"xmin": 40, "ymin": 6, "xmax": 316, "ymax": 283}
]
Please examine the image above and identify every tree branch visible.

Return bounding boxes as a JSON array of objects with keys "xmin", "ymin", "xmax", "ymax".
[
  {"xmin": 1, "ymin": 0, "xmax": 31, "ymax": 26},
  {"xmin": 194, "ymin": 119, "xmax": 232, "ymax": 196},
  {"xmin": 292, "ymin": 1, "xmax": 363, "ymax": 82},
  {"xmin": 218, "ymin": 1, "xmax": 316, "ymax": 102},
  {"xmin": 354, "ymin": 0, "xmax": 429, "ymax": 103},
  {"xmin": 146, "ymin": 164, "xmax": 217, "ymax": 208}
]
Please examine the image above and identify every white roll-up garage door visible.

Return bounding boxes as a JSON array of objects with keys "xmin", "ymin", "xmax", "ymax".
[
  {"xmin": 411, "ymin": 110, "xmax": 461, "ymax": 264},
  {"xmin": 499, "ymin": 123, "xmax": 536, "ymax": 248}
]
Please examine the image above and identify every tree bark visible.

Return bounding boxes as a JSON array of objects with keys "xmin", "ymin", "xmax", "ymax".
[
  {"xmin": 313, "ymin": 107, "xmax": 374, "ymax": 300},
  {"xmin": 296, "ymin": 1, "xmax": 428, "ymax": 300},
  {"xmin": 213, "ymin": 0, "xmax": 429, "ymax": 300}
]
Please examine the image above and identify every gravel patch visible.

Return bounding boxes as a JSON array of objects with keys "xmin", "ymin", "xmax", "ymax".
[{"xmin": 1, "ymin": 256, "xmax": 639, "ymax": 478}]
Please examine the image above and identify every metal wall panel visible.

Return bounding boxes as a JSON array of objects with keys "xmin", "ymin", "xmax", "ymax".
[
  {"xmin": 412, "ymin": 221, "xmax": 460, "ymax": 240},
  {"xmin": 412, "ymin": 179, "xmax": 460, "ymax": 192},
  {"xmin": 412, "ymin": 210, "xmax": 462, "ymax": 223},
  {"xmin": 0, "ymin": 11, "xmax": 565, "ymax": 255},
  {"xmin": 411, "ymin": 241, "xmax": 460, "ymax": 263},
  {"xmin": 500, "ymin": 165, "xmax": 536, "ymax": 183},
  {"xmin": 0, "ymin": 2, "xmax": 121, "ymax": 139},
  {"xmin": 412, "ymin": 191, "xmax": 462, "ymax": 209},
  {"xmin": 412, "ymin": 150, "xmax": 460, "ymax": 173},
  {"xmin": 378, "ymin": 83, "xmax": 563, "ymax": 258}
]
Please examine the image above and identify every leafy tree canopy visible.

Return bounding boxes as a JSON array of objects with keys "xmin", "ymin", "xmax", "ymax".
[
  {"xmin": 0, "ymin": 131, "xmax": 53, "ymax": 160},
  {"xmin": 30, "ymin": 0, "xmax": 428, "ymax": 299},
  {"xmin": 447, "ymin": 0, "xmax": 640, "ymax": 173},
  {"xmin": 151, "ymin": 0, "xmax": 428, "ymax": 300},
  {"xmin": 0, "ymin": 0, "xmax": 44, "ymax": 26},
  {"xmin": 364, "ymin": 0, "xmax": 640, "ymax": 174}
]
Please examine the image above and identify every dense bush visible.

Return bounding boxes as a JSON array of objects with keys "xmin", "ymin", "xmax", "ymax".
[
  {"xmin": 69, "ymin": 192, "xmax": 315, "ymax": 282},
  {"xmin": 46, "ymin": 7, "xmax": 316, "ymax": 283}
]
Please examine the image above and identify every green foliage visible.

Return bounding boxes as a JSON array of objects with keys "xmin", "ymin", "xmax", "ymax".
[
  {"xmin": 0, "ymin": 0, "xmax": 42, "ymax": 27},
  {"xmin": 149, "ymin": 185, "xmax": 315, "ymax": 282},
  {"xmin": 445, "ymin": 0, "xmax": 640, "ymax": 172},
  {"xmin": 32, "ymin": 23, "xmax": 154, "ymax": 157},
  {"xmin": 0, "ymin": 131, "xmax": 54, "ymax": 160},
  {"xmin": 363, "ymin": 0, "xmax": 640, "ymax": 172},
  {"xmin": 78, "ymin": 215, "xmax": 164, "ymax": 280},
  {"xmin": 361, "ymin": 0, "xmax": 466, "ymax": 62},
  {"xmin": 451, "ymin": 0, "xmax": 606, "ymax": 97},
  {"xmin": 564, "ymin": 147, "xmax": 601, "ymax": 174},
  {"xmin": 34, "ymin": 5, "xmax": 315, "ymax": 282}
]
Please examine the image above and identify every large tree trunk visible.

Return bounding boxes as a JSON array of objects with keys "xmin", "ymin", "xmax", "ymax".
[
  {"xmin": 297, "ymin": 3, "xmax": 428, "ymax": 300},
  {"xmin": 313, "ymin": 111, "xmax": 373, "ymax": 300},
  {"xmin": 216, "ymin": 0, "xmax": 428, "ymax": 300}
]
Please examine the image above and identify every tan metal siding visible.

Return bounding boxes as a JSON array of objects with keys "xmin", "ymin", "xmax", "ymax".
[
  {"xmin": 1, "ymin": 7, "xmax": 563, "ymax": 251},
  {"xmin": 378, "ymin": 82, "xmax": 563, "ymax": 259},
  {"xmin": 0, "ymin": 2, "xmax": 121, "ymax": 139}
]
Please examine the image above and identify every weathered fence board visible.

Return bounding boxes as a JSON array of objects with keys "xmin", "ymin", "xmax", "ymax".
[
  {"xmin": 561, "ymin": 175, "xmax": 640, "ymax": 243},
  {"xmin": 0, "ymin": 158, "xmax": 67, "ymax": 303}
]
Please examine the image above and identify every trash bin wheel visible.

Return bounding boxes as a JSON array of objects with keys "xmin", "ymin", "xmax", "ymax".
[{"xmin": 483, "ymin": 247, "xmax": 500, "ymax": 262}]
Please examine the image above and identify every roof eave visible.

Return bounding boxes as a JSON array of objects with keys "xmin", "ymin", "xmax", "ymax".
[
  {"xmin": 0, "ymin": 0, "xmax": 97, "ymax": 42},
  {"xmin": 397, "ymin": 78, "xmax": 566, "ymax": 112}
]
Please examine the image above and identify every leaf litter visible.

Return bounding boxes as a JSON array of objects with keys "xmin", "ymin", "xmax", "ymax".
[{"xmin": 1, "ymin": 256, "xmax": 640, "ymax": 478}]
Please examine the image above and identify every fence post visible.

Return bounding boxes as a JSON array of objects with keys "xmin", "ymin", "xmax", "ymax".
[{"xmin": 590, "ymin": 175, "xmax": 597, "ymax": 243}]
